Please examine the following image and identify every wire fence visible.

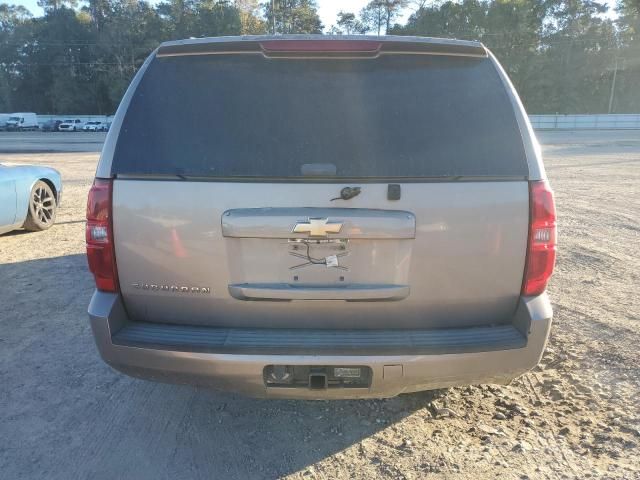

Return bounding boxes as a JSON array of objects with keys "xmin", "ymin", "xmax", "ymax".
[
  {"xmin": 17, "ymin": 114, "xmax": 640, "ymax": 130},
  {"xmin": 529, "ymin": 114, "xmax": 640, "ymax": 130}
]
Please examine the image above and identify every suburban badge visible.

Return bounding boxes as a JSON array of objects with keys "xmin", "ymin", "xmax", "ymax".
[{"xmin": 131, "ymin": 283, "xmax": 211, "ymax": 294}]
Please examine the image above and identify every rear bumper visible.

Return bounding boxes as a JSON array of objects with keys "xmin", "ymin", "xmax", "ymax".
[{"xmin": 88, "ymin": 291, "xmax": 552, "ymax": 399}]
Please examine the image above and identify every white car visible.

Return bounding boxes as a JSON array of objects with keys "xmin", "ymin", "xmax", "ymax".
[
  {"xmin": 58, "ymin": 119, "xmax": 84, "ymax": 132},
  {"xmin": 83, "ymin": 121, "xmax": 106, "ymax": 132}
]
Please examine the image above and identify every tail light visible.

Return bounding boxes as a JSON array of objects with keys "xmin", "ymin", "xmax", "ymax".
[
  {"xmin": 86, "ymin": 178, "xmax": 119, "ymax": 292},
  {"xmin": 261, "ymin": 40, "xmax": 381, "ymax": 53},
  {"xmin": 260, "ymin": 40, "xmax": 382, "ymax": 58},
  {"xmin": 522, "ymin": 180, "xmax": 557, "ymax": 296}
]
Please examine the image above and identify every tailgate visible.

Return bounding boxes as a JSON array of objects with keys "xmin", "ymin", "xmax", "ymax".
[{"xmin": 113, "ymin": 180, "xmax": 529, "ymax": 329}]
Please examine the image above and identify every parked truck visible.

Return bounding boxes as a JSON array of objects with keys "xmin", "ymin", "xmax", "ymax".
[{"xmin": 5, "ymin": 113, "xmax": 39, "ymax": 131}]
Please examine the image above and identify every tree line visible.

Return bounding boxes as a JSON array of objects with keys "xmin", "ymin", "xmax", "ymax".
[{"xmin": 0, "ymin": 0, "xmax": 638, "ymax": 115}]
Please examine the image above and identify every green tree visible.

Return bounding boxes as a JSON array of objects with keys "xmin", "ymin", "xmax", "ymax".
[
  {"xmin": 0, "ymin": 3, "xmax": 33, "ymax": 110},
  {"xmin": 37, "ymin": 0, "xmax": 78, "ymax": 12},
  {"xmin": 156, "ymin": 0, "xmax": 197, "ymax": 38},
  {"xmin": 537, "ymin": 0, "xmax": 617, "ymax": 112},
  {"xmin": 393, "ymin": 0, "xmax": 623, "ymax": 114},
  {"xmin": 360, "ymin": 0, "xmax": 386, "ymax": 35},
  {"xmin": 0, "ymin": 2, "xmax": 30, "ymax": 26},
  {"xmin": 615, "ymin": 0, "xmax": 640, "ymax": 111},
  {"xmin": 84, "ymin": 0, "xmax": 110, "ymax": 31},
  {"xmin": 1, "ymin": 0, "xmax": 639, "ymax": 114},
  {"xmin": 15, "ymin": 6, "xmax": 95, "ymax": 113},
  {"xmin": 361, "ymin": 0, "xmax": 406, "ymax": 35},
  {"xmin": 96, "ymin": 0, "xmax": 164, "ymax": 113},
  {"xmin": 191, "ymin": 0, "xmax": 242, "ymax": 37},
  {"xmin": 236, "ymin": 0, "xmax": 267, "ymax": 34},
  {"xmin": 381, "ymin": 0, "xmax": 407, "ymax": 33},
  {"xmin": 263, "ymin": 0, "xmax": 322, "ymax": 34},
  {"xmin": 331, "ymin": 11, "xmax": 368, "ymax": 35},
  {"xmin": 157, "ymin": 0, "xmax": 244, "ymax": 38}
]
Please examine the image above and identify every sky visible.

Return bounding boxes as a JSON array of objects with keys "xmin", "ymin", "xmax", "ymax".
[{"xmin": 13, "ymin": 0, "xmax": 411, "ymax": 29}]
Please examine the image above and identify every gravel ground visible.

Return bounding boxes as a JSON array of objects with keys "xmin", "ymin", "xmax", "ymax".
[{"xmin": 0, "ymin": 130, "xmax": 638, "ymax": 479}]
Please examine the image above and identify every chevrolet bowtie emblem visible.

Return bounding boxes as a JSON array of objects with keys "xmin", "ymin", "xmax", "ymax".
[{"xmin": 293, "ymin": 218, "xmax": 343, "ymax": 237}]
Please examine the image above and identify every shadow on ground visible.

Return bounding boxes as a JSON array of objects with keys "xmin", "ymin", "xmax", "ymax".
[
  {"xmin": 0, "ymin": 229, "xmax": 32, "ymax": 237},
  {"xmin": 0, "ymin": 254, "xmax": 444, "ymax": 480}
]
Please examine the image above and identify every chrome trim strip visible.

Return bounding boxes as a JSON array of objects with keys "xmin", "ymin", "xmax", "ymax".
[
  {"xmin": 228, "ymin": 283, "xmax": 410, "ymax": 301},
  {"xmin": 222, "ymin": 208, "xmax": 416, "ymax": 239}
]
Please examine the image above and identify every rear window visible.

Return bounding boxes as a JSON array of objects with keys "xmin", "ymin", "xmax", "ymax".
[{"xmin": 112, "ymin": 54, "xmax": 528, "ymax": 179}]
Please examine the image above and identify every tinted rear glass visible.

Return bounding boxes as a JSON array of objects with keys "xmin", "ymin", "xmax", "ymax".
[{"xmin": 112, "ymin": 53, "xmax": 528, "ymax": 178}]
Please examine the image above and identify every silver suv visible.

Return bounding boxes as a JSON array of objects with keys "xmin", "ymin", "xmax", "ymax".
[{"xmin": 86, "ymin": 35, "xmax": 557, "ymax": 399}]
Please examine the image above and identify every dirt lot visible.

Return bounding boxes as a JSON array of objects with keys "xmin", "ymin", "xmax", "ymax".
[{"xmin": 0, "ymin": 130, "xmax": 638, "ymax": 479}]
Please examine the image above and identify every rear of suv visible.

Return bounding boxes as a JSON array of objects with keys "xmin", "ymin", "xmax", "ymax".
[{"xmin": 87, "ymin": 36, "xmax": 556, "ymax": 399}]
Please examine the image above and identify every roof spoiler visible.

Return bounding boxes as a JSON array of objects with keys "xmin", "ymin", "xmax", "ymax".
[{"xmin": 157, "ymin": 36, "xmax": 487, "ymax": 59}]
